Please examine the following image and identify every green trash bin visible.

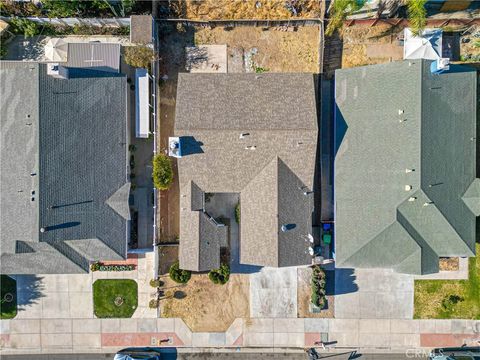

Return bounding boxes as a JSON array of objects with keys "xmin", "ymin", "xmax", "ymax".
[{"xmin": 322, "ymin": 233, "xmax": 331, "ymax": 245}]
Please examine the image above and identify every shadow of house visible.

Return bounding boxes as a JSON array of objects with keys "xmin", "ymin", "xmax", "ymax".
[
  {"xmin": 333, "ymin": 268, "xmax": 359, "ymax": 295},
  {"xmin": 179, "ymin": 136, "xmax": 204, "ymax": 156},
  {"xmin": 13, "ymin": 275, "xmax": 45, "ymax": 310}
]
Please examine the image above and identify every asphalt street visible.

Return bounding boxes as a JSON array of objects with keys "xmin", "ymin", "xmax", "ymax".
[{"xmin": 1, "ymin": 350, "xmax": 429, "ymax": 360}]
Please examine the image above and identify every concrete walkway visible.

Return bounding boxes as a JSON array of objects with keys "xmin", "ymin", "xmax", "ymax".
[{"xmin": 1, "ymin": 317, "xmax": 479, "ymax": 355}]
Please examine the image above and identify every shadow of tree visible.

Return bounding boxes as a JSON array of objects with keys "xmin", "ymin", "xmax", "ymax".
[{"xmin": 13, "ymin": 275, "xmax": 45, "ymax": 311}]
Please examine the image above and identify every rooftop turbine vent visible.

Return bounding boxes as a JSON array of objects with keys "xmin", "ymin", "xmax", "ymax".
[{"xmin": 405, "ymin": 185, "xmax": 412, "ymax": 191}]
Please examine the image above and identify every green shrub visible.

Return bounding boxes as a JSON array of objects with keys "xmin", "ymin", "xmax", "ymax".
[
  {"xmin": 325, "ymin": 0, "xmax": 365, "ymax": 36},
  {"xmin": 124, "ymin": 45, "xmax": 157, "ymax": 70},
  {"xmin": 9, "ymin": 18, "xmax": 40, "ymax": 37},
  {"xmin": 441, "ymin": 294, "xmax": 464, "ymax": 311},
  {"xmin": 152, "ymin": 154, "xmax": 173, "ymax": 190},
  {"xmin": 407, "ymin": 0, "xmax": 427, "ymax": 37},
  {"xmin": 169, "ymin": 261, "xmax": 191, "ymax": 284},
  {"xmin": 149, "ymin": 279, "xmax": 164, "ymax": 287},
  {"xmin": 208, "ymin": 264, "xmax": 230, "ymax": 285},
  {"xmin": 311, "ymin": 265, "xmax": 327, "ymax": 308},
  {"xmin": 235, "ymin": 202, "xmax": 240, "ymax": 223}
]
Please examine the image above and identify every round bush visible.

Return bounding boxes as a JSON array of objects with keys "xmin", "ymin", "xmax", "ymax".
[
  {"xmin": 152, "ymin": 154, "xmax": 173, "ymax": 190},
  {"xmin": 208, "ymin": 264, "xmax": 230, "ymax": 285},
  {"xmin": 169, "ymin": 261, "xmax": 191, "ymax": 284}
]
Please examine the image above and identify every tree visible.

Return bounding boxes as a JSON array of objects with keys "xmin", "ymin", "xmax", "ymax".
[
  {"xmin": 124, "ymin": 46, "xmax": 157, "ymax": 70},
  {"xmin": 325, "ymin": 0, "xmax": 365, "ymax": 36},
  {"xmin": 152, "ymin": 154, "xmax": 173, "ymax": 190},
  {"xmin": 406, "ymin": 0, "xmax": 427, "ymax": 36}
]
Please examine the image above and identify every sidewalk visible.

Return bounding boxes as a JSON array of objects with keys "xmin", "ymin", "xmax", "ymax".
[{"xmin": 1, "ymin": 317, "xmax": 479, "ymax": 354}]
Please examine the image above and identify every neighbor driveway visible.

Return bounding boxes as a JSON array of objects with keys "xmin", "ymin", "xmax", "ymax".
[
  {"xmin": 334, "ymin": 268, "xmax": 414, "ymax": 319},
  {"xmin": 12, "ymin": 253, "xmax": 157, "ymax": 320}
]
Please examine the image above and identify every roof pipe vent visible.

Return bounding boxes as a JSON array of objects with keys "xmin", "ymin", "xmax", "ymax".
[
  {"xmin": 40, "ymin": 227, "xmax": 46, "ymax": 233},
  {"xmin": 239, "ymin": 132, "xmax": 250, "ymax": 139},
  {"xmin": 404, "ymin": 185, "xmax": 412, "ymax": 191}
]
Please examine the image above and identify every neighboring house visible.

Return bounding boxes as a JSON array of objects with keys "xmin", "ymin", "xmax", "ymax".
[
  {"xmin": 174, "ymin": 73, "xmax": 318, "ymax": 271},
  {"xmin": 334, "ymin": 59, "xmax": 479, "ymax": 275},
  {"xmin": 0, "ymin": 62, "xmax": 130, "ymax": 274}
]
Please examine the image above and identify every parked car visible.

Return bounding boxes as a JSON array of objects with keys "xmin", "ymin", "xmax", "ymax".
[
  {"xmin": 429, "ymin": 347, "xmax": 480, "ymax": 360},
  {"xmin": 114, "ymin": 347, "xmax": 161, "ymax": 360}
]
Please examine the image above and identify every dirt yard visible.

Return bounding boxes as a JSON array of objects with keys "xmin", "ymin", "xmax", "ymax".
[
  {"xmin": 297, "ymin": 267, "xmax": 334, "ymax": 318},
  {"xmin": 160, "ymin": 274, "xmax": 249, "ymax": 332},
  {"xmin": 341, "ymin": 24, "xmax": 404, "ymax": 68},
  {"xmin": 195, "ymin": 26, "xmax": 320, "ymax": 72},
  {"xmin": 169, "ymin": 0, "xmax": 324, "ymax": 20}
]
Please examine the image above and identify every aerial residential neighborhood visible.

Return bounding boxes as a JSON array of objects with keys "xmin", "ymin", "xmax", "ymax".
[{"xmin": 0, "ymin": 1, "xmax": 479, "ymax": 360}]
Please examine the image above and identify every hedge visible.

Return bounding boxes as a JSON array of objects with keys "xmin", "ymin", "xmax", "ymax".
[
  {"xmin": 152, "ymin": 154, "xmax": 173, "ymax": 190},
  {"xmin": 311, "ymin": 265, "xmax": 327, "ymax": 309},
  {"xmin": 169, "ymin": 261, "xmax": 191, "ymax": 284},
  {"xmin": 208, "ymin": 264, "xmax": 230, "ymax": 285},
  {"xmin": 90, "ymin": 262, "xmax": 135, "ymax": 272}
]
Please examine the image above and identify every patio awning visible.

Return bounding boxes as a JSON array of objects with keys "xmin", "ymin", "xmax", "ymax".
[
  {"xmin": 403, "ymin": 28, "xmax": 442, "ymax": 60},
  {"xmin": 135, "ymin": 68, "xmax": 150, "ymax": 139}
]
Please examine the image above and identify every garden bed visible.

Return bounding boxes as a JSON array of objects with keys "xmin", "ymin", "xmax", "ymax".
[
  {"xmin": 0, "ymin": 275, "xmax": 17, "ymax": 319},
  {"xmin": 93, "ymin": 279, "xmax": 138, "ymax": 318},
  {"xmin": 414, "ymin": 244, "xmax": 480, "ymax": 319}
]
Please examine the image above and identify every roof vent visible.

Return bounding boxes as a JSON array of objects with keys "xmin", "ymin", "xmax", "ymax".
[
  {"xmin": 405, "ymin": 185, "xmax": 412, "ymax": 191},
  {"xmin": 40, "ymin": 227, "xmax": 45, "ymax": 233},
  {"xmin": 281, "ymin": 224, "xmax": 296, "ymax": 232},
  {"xmin": 398, "ymin": 109, "xmax": 404, "ymax": 115},
  {"xmin": 408, "ymin": 197, "xmax": 417, "ymax": 202},
  {"xmin": 423, "ymin": 201, "xmax": 434, "ymax": 207},
  {"xmin": 239, "ymin": 133, "xmax": 250, "ymax": 139},
  {"xmin": 245, "ymin": 145, "xmax": 256, "ymax": 150},
  {"xmin": 405, "ymin": 168, "xmax": 415, "ymax": 173}
]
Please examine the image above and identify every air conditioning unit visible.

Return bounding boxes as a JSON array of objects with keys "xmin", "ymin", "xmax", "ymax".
[{"xmin": 430, "ymin": 58, "xmax": 450, "ymax": 74}]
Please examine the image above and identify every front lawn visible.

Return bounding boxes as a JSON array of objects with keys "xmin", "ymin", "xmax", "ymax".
[
  {"xmin": 414, "ymin": 244, "xmax": 480, "ymax": 319},
  {"xmin": 93, "ymin": 279, "xmax": 138, "ymax": 318},
  {"xmin": 1, "ymin": 275, "xmax": 17, "ymax": 319}
]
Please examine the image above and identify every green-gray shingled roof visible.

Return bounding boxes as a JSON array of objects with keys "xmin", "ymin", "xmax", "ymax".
[{"xmin": 334, "ymin": 59, "xmax": 478, "ymax": 275}]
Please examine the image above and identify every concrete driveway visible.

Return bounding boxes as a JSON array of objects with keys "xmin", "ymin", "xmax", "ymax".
[
  {"xmin": 334, "ymin": 268, "xmax": 414, "ymax": 319},
  {"xmin": 250, "ymin": 267, "xmax": 298, "ymax": 318}
]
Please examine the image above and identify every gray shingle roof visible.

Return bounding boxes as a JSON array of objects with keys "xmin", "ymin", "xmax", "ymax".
[
  {"xmin": 175, "ymin": 73, "xmax": 318, "ymax": 270},
  {"xmin": 334, "ymin": 60, "xmax": 478, "ymax": 275},
  {"xmin": 0, "ymin": 62, "xmax": 129, "ymax": 274}
]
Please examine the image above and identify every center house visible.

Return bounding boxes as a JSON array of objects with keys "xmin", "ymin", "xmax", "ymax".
[{"xmin": 173, "ymin": 73, "xmax": 319, "ymax": 271}]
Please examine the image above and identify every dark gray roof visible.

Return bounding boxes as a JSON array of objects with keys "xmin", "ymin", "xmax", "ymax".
[
  {"xmin": 334, "ymin": 60, "xmax": 478, "ymax": 275},
  {"xmin": 179, "ymin": 181, "xmax": 227, "ymax": 271},
  {"xmin": 66, "ymin": 43, "xmax": 120, "ymax": 73},
  {"xmin": 0, "ymin": 62, "xmax": 129, "ymax": 274},
  {"xmin": 176, "ymin": 73, "xmax": 318, "ymax": 270}
]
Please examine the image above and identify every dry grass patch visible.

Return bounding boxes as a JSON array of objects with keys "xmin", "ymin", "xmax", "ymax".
[
  {"xmin": 195, "ymin": 26, "xmax": 320, "ymax": 73},
  {"xmin": 160, "ymin": 273, "xmax": 249, "ymax": 332},
  {"xmin": 171, "ymin": 0, "xmax": 322, "ymax": 20},
  {"xmin": 414, "ymin": 244, "xmax": 480, "ymax": 319}
]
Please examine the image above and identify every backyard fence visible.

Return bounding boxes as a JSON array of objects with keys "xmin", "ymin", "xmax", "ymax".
[{"xmin": 0, "ymin": 16, "xmax": 130, "ymax": 27}]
